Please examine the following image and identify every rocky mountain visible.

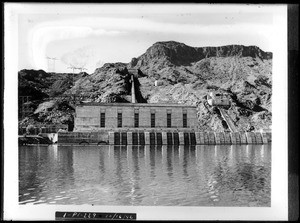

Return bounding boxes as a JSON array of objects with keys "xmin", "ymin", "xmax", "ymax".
[
  {"xmin": 19, "ymin": 41, "xmax": 272, "ymax": 132},
  {"xmin": 130, "ymin": 41, "xmax": 272, "ymax": 68}
]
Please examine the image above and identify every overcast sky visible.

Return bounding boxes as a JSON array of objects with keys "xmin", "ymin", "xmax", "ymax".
[{"xmin": 18, "ymin": 4, "xmax": 280, "ymax": 74}]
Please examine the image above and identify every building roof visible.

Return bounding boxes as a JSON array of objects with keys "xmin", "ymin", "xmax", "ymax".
[{"xmin": 76, "ymin": 102, "xmax": 197, "ymax": 108}]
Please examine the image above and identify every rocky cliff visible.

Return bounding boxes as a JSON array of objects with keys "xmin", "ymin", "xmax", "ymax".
[
  {"xmin": 19, "ymin": 41, "xmax": 272, "ymax": 132},
  {"xmin": 130, "ymin": 41, "xmax": 271, "ymax": 68}
]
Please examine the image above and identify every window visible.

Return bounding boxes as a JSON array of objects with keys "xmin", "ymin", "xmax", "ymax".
[
  {"xmin": 151, "ymin": 113, "xmax": 155, "ymax": 128},
  {"xmin": 100, "ymin": 112, "xmax": 105, "ymax": 127},
  {"xmin": 117, "ymin": 112, "xmax": 122, "ymax": 127},
  {"xmin": 183, "ymin": 113, "xmax": 187, "ymax": 128},
  {"xmin": 167, "ymin": 113, "xmax": 171, "ymax": 128},
  {"xmin": 134, "ymin": 112, "xmax": 139, "ymax": 127}
]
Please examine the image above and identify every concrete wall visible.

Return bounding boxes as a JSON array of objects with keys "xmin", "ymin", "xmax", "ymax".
[
  {"xmin": 58, "ymin": 131, "xmax": 109, "ymax": 144},
  {"xmin": 58, "ymin": 131, "xmax": 271, "ymax": 145},
  {"xmin": 74, "ymin": 104, "xmax": 198, "ymax": 132}
]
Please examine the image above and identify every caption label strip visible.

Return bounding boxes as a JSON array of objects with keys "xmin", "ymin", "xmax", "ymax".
[{"xmin": 55, "ymin": 212, "xmax": 136, "ymax": 220}]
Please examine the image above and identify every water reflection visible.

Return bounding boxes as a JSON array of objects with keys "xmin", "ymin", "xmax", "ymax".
[
  {"xmin": 19, "ymin": 144, "xmax": 271, "ymax": 206},
  {"xmin": 19, "ymin": 145, "xmax": 75, "ymax": 204},
  {"xmin": 166, "ymin": 146, "xmax": 173, "ymax": 179},
  {"xmin": 149, "ymin": 146, "xmax": 156, "ymax": 180}
]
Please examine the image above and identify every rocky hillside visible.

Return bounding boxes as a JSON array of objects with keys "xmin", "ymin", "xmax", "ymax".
[
  {"xmin": 19, "ymin": 41, "xmax": 272, "ymax": 132},
  {"xmin": 128, "ymin": 41, "xmax": 272, "ymax": 131},
  {"xmin": 18, "ymin": 70, "xmax": 83, "ymax": 127}
]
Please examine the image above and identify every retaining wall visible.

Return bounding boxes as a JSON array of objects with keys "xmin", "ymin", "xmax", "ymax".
[
  {"xmin": 57, "ymin": 131, "xmax": 271, "ymax": 145},
  {"xmin": 58, "ymin": 131, "xmax": 109, "ymax": 144}
]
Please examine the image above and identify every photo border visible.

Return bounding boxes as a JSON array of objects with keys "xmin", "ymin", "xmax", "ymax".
[{"xmin": 3, "ymin": 3, "xmax": 288, "ymax": 220}]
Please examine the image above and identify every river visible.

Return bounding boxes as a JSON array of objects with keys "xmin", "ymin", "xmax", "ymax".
[{"xmin": 19, "ymin": 144, "xmax": 271, "ymax": 206}]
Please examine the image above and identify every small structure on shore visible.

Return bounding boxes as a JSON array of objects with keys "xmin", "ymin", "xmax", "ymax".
[{"xmin": 207, "ymin": 92, "xmax": 231, "ymax": 107}]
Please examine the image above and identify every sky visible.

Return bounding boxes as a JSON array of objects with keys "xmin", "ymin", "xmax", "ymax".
[{"xmin": 18, "ymin": 4, "xmax": 279, "ymax": 74}]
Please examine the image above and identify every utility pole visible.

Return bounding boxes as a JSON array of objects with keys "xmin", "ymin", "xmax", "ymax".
[
  {"xmin": 67, "ymin": 65, "xmax": 76, "ymax": 86},
  {"xmin": 67, "ymin": 65, "xmax": 76, "ymax": 74},
  {"xmin": 75, "ymin": 67, "xmax": 87, "ymax": 73},
  {"xmin": 46, "ymin": 56, "xmax": 58, "ymax": 73}
]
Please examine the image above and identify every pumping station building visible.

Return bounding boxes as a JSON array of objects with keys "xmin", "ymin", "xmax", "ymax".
[{"xmin": 74, "ymin": 103, "xmax": 198, "ymax": 132}]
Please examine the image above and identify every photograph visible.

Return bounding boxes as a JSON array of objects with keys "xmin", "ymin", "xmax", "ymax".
[{"xmin": 4, "ymin": 3, "xmax": 288, "ymax": 221}]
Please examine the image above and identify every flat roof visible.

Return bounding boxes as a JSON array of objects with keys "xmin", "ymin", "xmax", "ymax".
[{"xmin": 76, "ymin": 102, "xmax": 197, "ymax": 108}]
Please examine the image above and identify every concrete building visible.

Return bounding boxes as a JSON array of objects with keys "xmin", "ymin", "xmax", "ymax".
[
  {"xmin": 207, "ymin": 92, "xmax": 231, "ymax": 107},
  {"xmin": 74, "ymin": 103, "xmax": 198, "ymax": 132}
]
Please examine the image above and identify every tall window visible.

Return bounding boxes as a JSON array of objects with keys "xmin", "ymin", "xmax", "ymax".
[
  {"xmin": 183, "ymin": 113, "xmax": 187, "ymax": 128},
  {"xmin": 167, "ymin": 113, "xmax": 171, "ymax": 128},
  {"xmin": 151, "ymin": 113, "xmax": 155, "ymax": 128},
  {"xmin": 100, "ymin": 112, "xmax": 105, "ymax": 127},
  {"xmin": 117, "ymin": 112, "xmax": 122, "ymax": 127},
  {"xmin": 134, "ymin": 112, "xmax": 139, "ymax": 127}
]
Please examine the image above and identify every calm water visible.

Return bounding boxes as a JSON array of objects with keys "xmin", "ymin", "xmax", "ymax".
[{"xmin": 19, "ymin": 145, "xmax": 271, "ymax": 206}]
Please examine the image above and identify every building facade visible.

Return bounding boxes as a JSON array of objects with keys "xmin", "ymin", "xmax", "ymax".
[{"xmin": 74, "ymin": 103, "xmax": 198, "ymax": 132}]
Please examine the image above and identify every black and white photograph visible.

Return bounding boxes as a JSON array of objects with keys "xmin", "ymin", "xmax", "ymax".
[{"xmin": 4, "ymin": 3, "xmax": 288, "ymax": 221}]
